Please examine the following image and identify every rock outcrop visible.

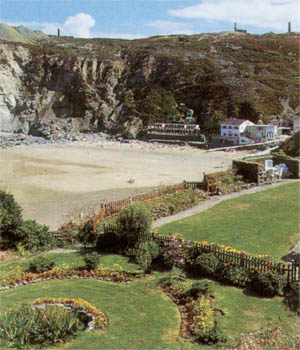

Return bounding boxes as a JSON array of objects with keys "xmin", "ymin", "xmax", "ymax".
[{"xmin": 0, "ymin": 30, "xmax": 299, "ymax": 138}]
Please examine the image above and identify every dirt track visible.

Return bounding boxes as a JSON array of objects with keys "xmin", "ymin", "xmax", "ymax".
[{"xmin": 0, "ymin": 140, "xmax": 249, "ymax": 229}]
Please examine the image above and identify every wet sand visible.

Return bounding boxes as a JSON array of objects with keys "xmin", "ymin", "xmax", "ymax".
[{"xmin": 0, "ymin": 140, "xmax": 248, "ymax": 229}]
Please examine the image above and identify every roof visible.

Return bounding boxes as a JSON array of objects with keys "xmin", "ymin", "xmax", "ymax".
[{"xmin": 222, "ymin": 119, "xmax": 248, "ymax": 126}]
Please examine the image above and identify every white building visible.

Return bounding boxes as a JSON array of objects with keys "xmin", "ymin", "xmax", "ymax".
[
  {"xmin": 293, "ymin": 116, "xmax": 300, "ymax": 132},
  {"xmin": 220, "ymin": 119, "xmax": 254, "ymax": 145},
  {"xmin": 246, "ymin": 124, "xmax": 278, "ymax": 142}
]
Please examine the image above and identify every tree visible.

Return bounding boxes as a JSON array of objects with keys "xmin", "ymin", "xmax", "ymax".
[
  {"xmin": 0, "ymin": 189, "xmax": 23, "ymax": 249},
  {"xmin": 115, "ymin": 203, "xmax": 152, "ymax": 246}
]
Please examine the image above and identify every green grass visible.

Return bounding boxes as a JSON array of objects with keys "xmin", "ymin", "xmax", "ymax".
[
  {"xmin": 213, "ymin": 283, "xmax": 300, "ymax": 347},
  {"xmin": 157, "ymin": 182, "xmax": 300, "ymax": 258},
  {"xmin": 0, "ymin": 252, "xmax": 140, "ymax": 274},
  {"xmin": 1, "ymin": 274, "xmax": 298, "ymax": 350},
  {"xmin": 1, "ymin": 279, "xmax": 180, "ymax": 350}
]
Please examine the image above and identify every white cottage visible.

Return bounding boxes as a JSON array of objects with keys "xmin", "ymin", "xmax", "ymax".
[{"xmin": 220, "ymin": 119, "xmax": 254, "ymax": 145}]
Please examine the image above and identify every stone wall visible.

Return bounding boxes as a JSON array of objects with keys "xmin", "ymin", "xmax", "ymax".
[{"xmin": 232, "ymin": 160, "xmax": 263, "ymax": 183}]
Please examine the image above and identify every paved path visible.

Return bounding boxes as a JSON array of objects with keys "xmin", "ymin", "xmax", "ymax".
[{"xmin": 152, "ymin": 180, "xmax": 299, "ymax": 228}]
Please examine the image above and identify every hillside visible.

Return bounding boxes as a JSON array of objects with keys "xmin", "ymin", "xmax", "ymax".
[
  {"xmin": 0, "ymin": 23, "xmax": 48, "ymax": 44},
  {"xmin": 279, "ymin": 131, "xmax": 300, "ymax": 157},
  {"xmin": 0, "ymin": 24, "xmax": 299, "ymax": 138}
]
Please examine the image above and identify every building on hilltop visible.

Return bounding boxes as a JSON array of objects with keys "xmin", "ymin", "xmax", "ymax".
[
  {"xmin": 234, "ymin": 22, "xmax": 247, "ymax": 34},
  {"xmin": 293, "ymin": 116, "xmax": 300, "ymax": 132}
]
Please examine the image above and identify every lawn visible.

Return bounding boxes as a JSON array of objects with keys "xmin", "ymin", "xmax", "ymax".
[
  {"xmin": 157, "ymin": 182, "xmax": 300, "ymax": 258},
  {"xmin": 0, "ymin": 252, "xmax": 140, "ymax": 274},
  {"xmin": 0, "ymin": 278, "xmax": 180, "ymax": 350},
  {"xmin": 213, "ymin": 283, "xmax": 300, "ymax": 347},
  {"xmin": 1, "ymin": 270, "xmax": 298, "ymax": 350}
]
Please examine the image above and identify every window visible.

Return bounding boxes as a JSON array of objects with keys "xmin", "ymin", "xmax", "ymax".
[
  {"xmin": 234, "ymin": 126, "xmax": 238, "ymax": 129},
  {"xmin": 228, "ymin": 126, "xmax": 232, "ymax": 129},
  {"xmin": 222, "ymin": 125, "xmax": 227, "ymax": 128},
  {"xmin": 234, "ymin": 133, "xmax": 238, "ymax": 136},
  {"xmin": 223, "ymin": 133, "xmax": 227, "ymax": 136},
  {"xmin": 228, "ymin": 133, "xmax": 233, "ymax": 136}
]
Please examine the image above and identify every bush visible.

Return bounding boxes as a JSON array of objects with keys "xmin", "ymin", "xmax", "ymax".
[
  {"xmin": 249, "ymin": 271, "xmax": 288, "ymax": 297},
  {"xmin": 96, "ymin": 223, "xmax": 125, "ymax": 252},
  {"xmin": 193, "ymin": 253, "xmax": 221, "ymax": 277},
  {"xmin": 27, "ymin": 256, "xmax": 55, "ymax": 273},
  {"xmin": 0, "ymin": 304, "xmax": 83, "ymax": 348},
  {"xmin": 16, "ymin": 220, "xmax": 54, "ymax": 252},
  {"xmin": 115, "ymin": 203, "xmax": 152, "ymax": 246},
  {"xmin": 77, "ymin": 219, "xmax": 99, "ymax": 247},
  {"xmin": 284, "ymin": 282, "xmax": 300, "ymax": 315},
  {"xmin": 195, "ymin": 325, "xmax": 227, "ymax": 345},
  {"xmin": 189, "ymin": 280, "xmax": 214, "ymax": 298},
  {"xmin": 0, "ymin": 190, "xmax": 23, "ymax": 249},
  {"xmin": 83, "ymin": 252, "xmax": 100, "ymax": 271},
  {"xmin": 135, "ymin": 241, "xmax": 160, "ymax": 273},
  {"xmin": 219, "ymin": 265, "xmax": 251, "ymax": 287}
]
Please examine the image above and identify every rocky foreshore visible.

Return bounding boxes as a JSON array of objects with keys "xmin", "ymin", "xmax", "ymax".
[{"xmin": 0, "ymin": 132, "xmax": 111, "ymax": 149}]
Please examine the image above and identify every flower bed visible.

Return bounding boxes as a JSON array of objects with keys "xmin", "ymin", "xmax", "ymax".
[
  {"xmin": 0, "ymin": 268, "xmax": 143, "ymax": 290},
  {"xmin": 159, "ymin": 276, "xmax": 226, "ymax": 345},
  {"xmin": 33, "ymin": 297, "xmax": 108, "ymax": 330}
]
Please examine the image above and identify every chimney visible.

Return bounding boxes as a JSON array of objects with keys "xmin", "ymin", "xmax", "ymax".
[
  {"xmin": 57, "ymin": 28, "xmax": 61, "ymax": 37},
  {"xmin": 288, "ymin": 22, "xmax": 291, "ymax": 33}
]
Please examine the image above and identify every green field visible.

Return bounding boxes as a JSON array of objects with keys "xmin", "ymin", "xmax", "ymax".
[{"xmin": 158, "ymin": 182, "xmax": 300, "ymax": 258}]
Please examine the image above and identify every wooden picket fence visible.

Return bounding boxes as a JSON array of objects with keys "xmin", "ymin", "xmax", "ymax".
[
  {"xmin": 184, "ymin": 181, "xmax": 203, "ymax": 190},
  {"xmin": 144, "ymin": 233, "xmax": 300, "ymax": 283},
  {"xmin": 96, "ymin": 182, "xmax": 187, "ymax": 218}
]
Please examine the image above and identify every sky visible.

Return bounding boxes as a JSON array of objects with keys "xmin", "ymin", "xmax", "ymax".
[{"xmin": 0, "ymin": 0, "xmax": 299, "ymax": 39}]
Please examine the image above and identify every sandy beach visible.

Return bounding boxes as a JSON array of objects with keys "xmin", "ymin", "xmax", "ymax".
[{"xmin": 0, "ymin": 140, "xmax": 248, "ymax": 229}]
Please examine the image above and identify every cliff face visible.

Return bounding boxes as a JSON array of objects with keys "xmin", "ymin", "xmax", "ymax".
[{"xmin": 0, "ymin": 31, "xmax": 299, "ymax": 137}]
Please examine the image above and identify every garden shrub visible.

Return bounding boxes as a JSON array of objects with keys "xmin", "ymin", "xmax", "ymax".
[
  {"xmin": 16, "ymin": 220, "xmax": 54, "ymax": 252},
  {"xmin": 77, "ymin": 219, "xmax": 98, "ymax": 247},
  {"xmin": 189, "ymin": 280, "xmax": 214, "ymax": 298},
  {"xmin": 96, "ymin": 223, "xmax": 125, "ymax": 252},
  {"xmin": 193, "ymin": 253, "xmax": 221, "ymax": 277},
  {"xmin": 249, "ymin": 271, "xmax": 287, "ymax": 297},
  {"xmin": 115, "ymin": 203, "xmax": 152, "ymax": 246},
  {"xmin": 0, "ymin": 189, "xmax": 54, "ymax": 252},
  {"xmin": 219, "ymin": 265, "xmax": 251, "ymax": 287},
  {"xmin": 83, "ymin": 252, "xmax": 100, "ymax": 271},
  {"xmin": 135, "ymin": 241, "xmax": 160, "ymax": 273},
  {"xmin": 284, "ymin": 282, "xmax": 300, "ymax": 315},
  {"xmin": 0, "ymin": 189, "xmax": 23, "ymax": 249},
  {"xmin": 145, "ymin": 189, "xmax": 205, "ymax": 220},
  {"xmin": 27, "ymin": 256, "xmax": 55, "ymax": 273},
  {"xmin": 160, "ymin": 236, "xmax": 195, "ymax": 269},
  {"xmin": 0, "ymin": 304, "xmax": 83, "ymax": 348},
  {"xmin": 195, "ymin": 324, "xmax": 227, "ymax": 345},
  {"xmin": 159, "ymin": 267, "xmax": 186, "ymax": 288}
]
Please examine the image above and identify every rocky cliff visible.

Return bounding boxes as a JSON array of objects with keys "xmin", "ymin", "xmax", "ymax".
[{"xmin": 0, "ymin": 30, "xmax": 299, "ymax": 138}]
